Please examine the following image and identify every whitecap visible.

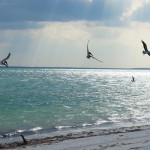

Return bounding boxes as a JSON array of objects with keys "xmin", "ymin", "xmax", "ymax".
[
  {"xmin": 82, "ymin": 123, "xmax": 92, "ymax": 127},
  {"xmin": 17, "ymin": 129, "xmax": 25, "ymax": 133},
  {"xmin": 95, "ymin": 120, "xmax": 108, "ymax": 125},
  {"xmin": 29, "ymin": 127, "xmax": 42, "ymax": 132},
  {"xmin": 55, "ymin": 126, "xmax": 71, "ymax": 130}
]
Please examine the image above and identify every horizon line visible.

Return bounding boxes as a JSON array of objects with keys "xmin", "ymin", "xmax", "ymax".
[{"xmin": 1, "ymin": 66, "xmax": 150, "ymax": 70}]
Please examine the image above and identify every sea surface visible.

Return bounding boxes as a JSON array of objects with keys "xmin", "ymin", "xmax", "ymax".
[{"xmin": 1, "ymin": 67, "xmax": 150, "ymax": 138}]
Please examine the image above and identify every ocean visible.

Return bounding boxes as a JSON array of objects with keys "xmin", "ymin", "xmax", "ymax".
[{"xmin": 1, "ymin": 67, "xmax": 150, "ymax": 138}]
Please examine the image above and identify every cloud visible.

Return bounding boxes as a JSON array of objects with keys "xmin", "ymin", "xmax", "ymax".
[
  {"xmin": 121, "ymin": 0, "xmax": 150, "ymax": 20},
  {"xmin": 131, "ymin": 2, "xmax": 150, "ymax": 22},
  {"xmin": 0, "ymin": 0, "xmax": 127, "ymax": 28},
  {"xmin": 30, "ymin": 22, "xmax": 91, "ymax": 41},
  {"xmin": 0, "ymin": 0, "xmax": 117, "ymax": 22},
  {"xmin": 0, "ymin": 22, "xmax": 43, "ymax": 30},
  {"xmin": 1, "ymin": 0, "xmax": 150, "ymax": 30}
]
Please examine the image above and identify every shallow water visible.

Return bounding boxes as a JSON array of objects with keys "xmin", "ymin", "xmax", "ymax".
[{"xmin": 1, "ymin": 67, "xmax": 150, "ymax": 137}]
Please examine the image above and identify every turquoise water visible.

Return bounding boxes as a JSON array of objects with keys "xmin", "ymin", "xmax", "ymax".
[{"xmin": 1, "ymin": 67, "xmax": 150, "ymax": 137}]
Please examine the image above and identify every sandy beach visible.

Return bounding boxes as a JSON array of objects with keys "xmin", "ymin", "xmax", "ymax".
[{"xmin": 1, "ymin": 125, "xmax": 150, "ymax": 150}]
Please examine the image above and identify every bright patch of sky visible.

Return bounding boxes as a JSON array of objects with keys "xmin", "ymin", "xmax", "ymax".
[
  {"xmin": 121, "ymin": 0, "xmax": 150, "ymax": 20},
  {"xmin": 0, "ymin": 0, "xmax": 150, "ymax": 68}
]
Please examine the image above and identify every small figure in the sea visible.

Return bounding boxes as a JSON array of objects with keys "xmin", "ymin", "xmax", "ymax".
[
  {"xmin": 87, "ymin": 40, "xmax": 103, "ymax": 63},
  {"xmin": 141, "ymin": 40, "xmax": 150, "ymax": 56},
  {"xmin": 0, "ymin": 53, "xmax": 11, "ymax": 67},
  {"xmin": 131, "ymin": 76, "xmax": 135, "ymax": 82}
]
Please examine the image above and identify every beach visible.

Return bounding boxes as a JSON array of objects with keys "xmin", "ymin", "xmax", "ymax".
[
  {"xmin": 1, "ymin": 68, "xmax": 150, "ymax": 149},
  {"xmin": 1, "ymin": 125, "xmax": 150, "ymax": 150}
]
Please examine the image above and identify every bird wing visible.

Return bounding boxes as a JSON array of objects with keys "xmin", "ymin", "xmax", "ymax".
[
  {"xmin": 87, "ymin": 40, "xmax": 94, "ymax": 56},
  {"xmin": 87, "ymin": 40, "xmax": 90, "ymax": 53},
  {"xmin": 141, "ymin": 40, "xmax": 148, "ymax": 52},
  {"xmin": 1, "ymin": 53, "xmax": 11, "ymax": 62},
  {"xmin": 86, "ymin": 40, "xmax": 103, "ymax": 62},
  {"xmin": 91, "ymin": 56, "xmax": 103, "ymax": 63}
]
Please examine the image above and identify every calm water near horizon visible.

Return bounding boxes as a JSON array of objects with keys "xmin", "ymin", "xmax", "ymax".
[{"xmin": 1, "ymin": 67, "xmax": 150, "ymax": 138}]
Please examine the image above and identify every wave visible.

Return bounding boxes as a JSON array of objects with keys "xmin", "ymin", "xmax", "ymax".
[
  {"xmin": 29, "ymin": 127, "xmax": 42, "ymax": 132},
  {"xmin": 55, "ymin": 126, "xmax": 72, "ymax": 130},
  {"xmin": 1, "ymin": 127, "xmax": 42, "ymax": 138},
  {"xmin": 1, "ymin": 116, "xmax": 150, "ymax": 138}
]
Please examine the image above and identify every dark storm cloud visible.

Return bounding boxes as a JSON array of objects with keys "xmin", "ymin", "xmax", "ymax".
[{"xmin": 0, "ymin": 0, "xmax": 128, "ymax": 22}]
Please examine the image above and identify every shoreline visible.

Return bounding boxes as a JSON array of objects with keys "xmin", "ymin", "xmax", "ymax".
[{"xmin": 1, "ymin": 125, "xmax": 150, "ymax": 149}]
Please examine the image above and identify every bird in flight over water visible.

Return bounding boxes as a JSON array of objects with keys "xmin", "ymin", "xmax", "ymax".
[
  {"xmin": 86, "ymin": 40, "xmax": 103, "ymax": 63},
  {"xmin": 0, "ymin": 53, "xmax": 11, "ymax": 67},
  {"xmin": 131, "ymin": 76, "xmax": 135, "ymax": 82},
  {"xmin": 141, "ymin": 40, "xmax": 150, "ymax": 56}
]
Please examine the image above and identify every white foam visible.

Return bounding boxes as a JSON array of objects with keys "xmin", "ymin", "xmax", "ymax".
[
  {"xmin": 82, "ymin": 123, "xmax": 92, "ymax": 127},
  {"xmin": 29, "ymin": 127, "xmax": 42, "ymax": 132},
  {"xmin": 55, "ymin": 126, "xmax": 71, "ymax": 130},
  {"xmin": 17, "ymin": 130, "xmax": 25, "ymax": 133},
  {"xmin": 95, "ymin": 120, "xmax": 108, "ymax": 125}
]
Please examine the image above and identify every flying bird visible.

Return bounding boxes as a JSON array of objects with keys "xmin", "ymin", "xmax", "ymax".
[
  {"xmin": 0, "ymin": 53, "xmax": 11, "ymax": 67},
  {"xmin": 131, "ymin": 76, "xmax": 135, "ymax": 82},
  {"xmin": 86, "ymin": 41, "xmax": 103, "ymax": 63},
  {"xmin": 141, "ymin": 40, "xmax": 150, "ymax": 56}
]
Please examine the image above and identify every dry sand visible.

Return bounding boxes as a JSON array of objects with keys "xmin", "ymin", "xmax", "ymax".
[{"xmin": 1, "ymin": 125, "xmax": 150, "ymax": 150}]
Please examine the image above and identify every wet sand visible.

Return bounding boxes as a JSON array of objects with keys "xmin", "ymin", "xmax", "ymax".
[{"xmin": 1, "ymin": 125, "xmax": 150, "ymax": 150}]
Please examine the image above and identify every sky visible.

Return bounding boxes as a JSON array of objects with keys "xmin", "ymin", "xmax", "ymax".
[{"xmin": 1, "ymin": 0, "xmax": 150, "ymax": 68}]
